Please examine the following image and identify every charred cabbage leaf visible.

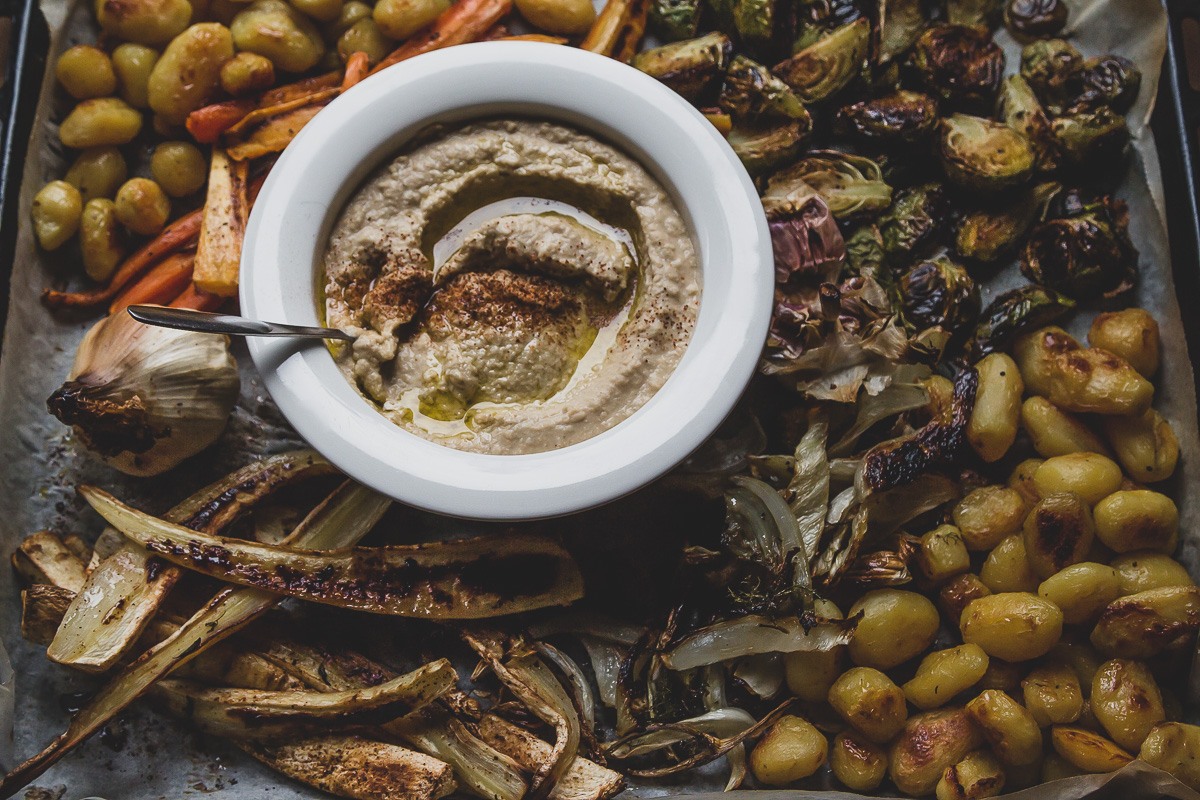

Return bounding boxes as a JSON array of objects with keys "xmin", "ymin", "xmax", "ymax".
[
  {"xmin": 719, "ymin": 56, "xmax": 810, "ymax": 120},
  {"xmin": 632, "ymin": 33, "xmax": 732, "ymax": 102},
  {"xmin": 774, "ymin": 17, "xmax": 870, "ymax": 104},
  {"xmin": 1020, "ymin": 195, "xmax": 1137, "ymax": 299},
  {"xmin": 968, "ymin": 285, "xmax": 1076, "ymax": 358},
  {"xmin": 897, "ymin": 256, "xmax": 981, "ymax": 336},
  {"xmin": 766, "ymin": 151, "xmax": 892, "ymax": 219},
  {"xmin": 761, "ymin": 176, "xmax": 845, "ymax": 282},
  {"xmin": 910, "ymin": 24, "xmax": 1005, "ymax": 108},
  {"xmin": 939, "ymin": 114, "xmax": 1036, "ymax": 192},
  {"xmin": 834, "ymin": 90, "xmax": 940, "ymax": 147}
]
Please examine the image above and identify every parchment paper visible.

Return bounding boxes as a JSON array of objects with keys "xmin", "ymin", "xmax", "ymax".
[{"xmin": 0, "ymin": 0, "xmax": 1196, "ymax": 798}]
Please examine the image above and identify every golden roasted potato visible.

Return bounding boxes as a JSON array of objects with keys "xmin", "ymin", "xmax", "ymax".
[
  {"xmin": 902, "ymin": 644, "xmax": 989, "ymax": 711},
  {"xmin": 966, "ymin": 689, "xmax": 1042, "ymax": 766},
  {"xmin": 1050, "ymin": 726, "xmax": 1133, "ymax": 773},
  {"xmin": 337, "ymin": 19, "xmax": 390, "ymax": 65},
  {"xmin": 1110, "ymin": 551, "xmax": 1194, "ymax": 596},
  {"xmin": 232, "ymin": 0, "xmax": 326, "ymax": 73},
  {"xmin": 373, "ymin": 0, "xmax": 449, "ymax": 38},
  {"xmin": 56, "ymin": 45, "xmax": 117, "ymax": 100},
  {"xmin": 1046, "ymin": 347, "xmax": 1154, "ymax": 417},
  {"xmin": 1023, "ymin": 493, "xmax": 1095, "ymax": 580},
  {"xmin": 1038, "ymin": 562, "xmax": 1121, "ymax": 624},
  {"xmin": 935, "ymin": 750, "xmax": 1005, "ymax": 800},
  {"xmin": 918, "ymin": 525, "xmax": 970, "ymax": 583},
  {"xmin": 1013, "ymin": 326, "xmax": 1080, "ymax": 397},
  {"xmin": 1103, "ymin": 409, "xmax": 1179, "ymax": 483},
  {"xmin": 979, "ymin": 534, "xmax": 1039, "ymax": 594},
  {"xmin": 1139, "ymin": 722, "xmax": 1200, "ymax": 791},
  {"xmin": 1088, "ymin": 308, "xmax": 1159, "ymax": 377},
  {"xmin": 1092, "ymin": 490, "xmax": 1178, "ymax": 554},
  {"xmin": 960, "ymin": 592, "xmax": 1063, "ymax": 662},
  {"xmin": 148, "ymin": 23, "xmax": 235, "ymax": 124},
  {"xmin": 515, "ymin": 0, "xmax": 596, "ymax": 33},
  {"xmin": 1090, "ymin": 586, "xmax": 1200, "ymax": 658},
  {"xmin": 1041, "ymin": 752, "xmax": 1084, "ymax": 781},
  {"xmin": 79, "ymin": 198, "xmax": 124, "ymax": 282},
  {"xmin": 830, "ymin": 730, "xmax": 887, "ymax": 792},
  {"xmin": 749, "ymin": 714, "xmax": 827, "ymax": 786},
  {"xmin": 1021, "ymin": 661, "xmax": 1083, "ymax": 726},
  {"xmin": 292, "ymin": 0, "xmax": 344, "ymax": 22},
  {"xmin": 59, "ymin": 98, "xmax": 143, "ymax": 149},
  {"xmin": 939, "ymin": 573, "xmax": 991, "ymax": 622},
  {"xmin": 829, "ymin": 667, "xmax": 908, "ymax": 742},
  {"xmin": 784, "ymin": 598, "xmax": 844, "ymax": 703},
  {"xmin": 1050, "ymin": 639, "xmax": 1104, "ymax": 695},
  {"xmin": 967, "ymin": 353, "xmax": 1023, "ymax": 463},
  {"xmin": 1090, "ymin": 658, "xmax": 1165, "ymax": 751},
  {"xmin": 889, "ymin": 707, "xmax": 983, "ymax": 796},
  {"xmin": 111, "ymin": 43, "xmax": 159, "ymax": 108},
  {"xmin": 952, "ymin": 486, "xmax": 1027, "ymax": 552},
  {"xmin": 219, "ymin": 51, "xmax": 275, "ymax": 95},
  {"xmin": 1021, "ymin": 397, "xmax": 1111, "ymax": 458},
  {"xmin": 95, "ymin": 0, "xmax": 192, "ymax": 45},
  {"xmin": 976, "ymin": 658, "xmax": 1021, "ymax": 693},
  {"xmin": 1008, "ymin": 458, "xmax": 1044, "ymax": 506},
  {"xmin": 114, "ymin": 177, "xmax": 170, "ymax": 236},
  {"xmin": 1032, "ymin": 454, "xmax": 1123, "ymax": 506},
  {"xmin": 30, "ymin": 181, "xmax": 83, "ymax": 251},
  {"xmin": 847, "ymin": 589, "xmax": 939, "ymax": 670},
  {"xmin": 65, "ymin": 146, "xmax": 127, "ymax": 201},
  {"xmin": 150, "ymin": 141, "xmax": 207, "ymax": 198}
]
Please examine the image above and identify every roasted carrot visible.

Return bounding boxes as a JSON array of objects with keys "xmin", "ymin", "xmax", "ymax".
[
  {"xmin": 109, "ymin": 252, "xmax": 195, "ymax": 313},
  {"xmin": 43, "ymin": 208, "xmax": 203, "ymax": 311},
  {"xmin": 193, "ymin": 149, "xmax": 249, "ymax": 298},
  {"xmin": 370, "ymin": 0, "xmax": 514, "ymax": 74},
  {"xmin": 341, "ymin": 52, "xmax": 370, "ymax": 90},
  {"xmin": 581, "ymin": 0, "xmax": 631, "ymax": 54},
  {"xmin": 613, "ymin": 0, "xmax": 649, "ymax": 62},
  {"xmin": 169, "ymin": 284, "xmax": 225, "ymax": 311},
  {"xmin": 187, "ymin": 99, "xmax": 257, "ymax": 144},
  {"xmin": 226, "ymin": 104, "xmax": 330, "ymax": 161},
  {"xmin": 223, "ymin": 88, "xmax": 340, "ymax": 139},
  {"xmin": 261, "ymin": 70, "xmax": 341, "ymax": 106}
]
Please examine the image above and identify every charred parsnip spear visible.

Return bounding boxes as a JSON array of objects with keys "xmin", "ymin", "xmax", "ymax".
[{"xmin": 0, "ymin": 481, "xmax": 390, "ymax": 796}]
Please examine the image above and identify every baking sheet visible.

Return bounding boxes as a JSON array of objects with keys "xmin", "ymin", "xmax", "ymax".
[{"xmin": 0, "ymin": 0, "xmax": 1197, "ymax": 797}]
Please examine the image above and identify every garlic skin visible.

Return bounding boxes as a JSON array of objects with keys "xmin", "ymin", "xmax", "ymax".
[{"xmin": 46, "ymin": 310, "xmax": 240, "ymax": 476}]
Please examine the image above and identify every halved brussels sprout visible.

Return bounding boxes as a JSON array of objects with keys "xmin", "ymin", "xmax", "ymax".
[
  {"xmin": 910, "ymin": 24, "xmax": 1005, "ymax": 108},
  {"xmin": 719, "ymin": 55, "xmax": 810, "ymax": 120},
  {"xmin": 728, "ymin": 120, "xmax": 810, "ymax": 173},
  {"xmin": 879, "ymin": 182, "xmax": 953, "ymax": 261},
  {"xmin": 1004, "ymin": 0, "xmax": 1068, "ymax": 40},
  {"xmin": 876, "ymin": 0, "xmax": 926, "ymax": 64},
  {"xmin": 1052, "ymin": 107, "xmax": 1129, "ymax": 168},
  {"xmin": 997, "ymin": 74, "xmax": 1057, "ymax": 171},
  {"xmin": 1020, "ymin": 197, "xmax": 1138, "ymax": 299},
  {"xmin": 844, "ymin": 224, "xmax": 888, "ymax": 281},
  {"xmin": 956, "ymin": 182, "xmax": 1059, "ymax": 263},
  {"xmin": 969, "ymin": 285, "xmax": 1076, "ymax": 358},
  {"xmin": 632, "ymin": 33, "xmax": 733, "ymax": 102},
  {"xmin": 732, "ymin": 0, "xmax": 774, "ymax": 44},
  {"xmin": 834, "ymin": 90, "xmax": 939, "ymax": 147},
  {"xmin": 1020, "ymin": 38, "xmax": 1082, "ymax": 105},
  {"xmin": 766, "ymin": 151, "xmax": 892, "ymax": 218},
  {"xmin": 792, "ymin": 0, "xmax": 864, "ymax": 51},
  {"xmin": 774, "ymin": 17, "xmax": 870, "ymax": 103},
  {"xmin": 1067, "ymin": 55, "xmax": 1141, "ymax": 114},
  {"xmin": 898, "ymin": 255, "xmax": 981, "ymax": 335},
  {"xmin": 649, "ymin": 0, "xmax": 702, "ymax": 42},
  {"xmin": 947, "ymin": 0, "xmax": 1003, "ymax": 27},
  {"xmin": 939, "ymin": 114, "xmax": 1036, "ymax": 192}
]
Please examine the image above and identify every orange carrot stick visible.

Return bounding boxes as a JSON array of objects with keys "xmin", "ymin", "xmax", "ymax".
[
  {"xmin": 169, "ymin": 284, "xmax": 225, "ymax": 311},
  {"xmin": 342, "ymin": 52, "xmax": 370, "ymax": 90},
  {"xmin": 581, "ymin": 0, "xmax": 631, "ymax": 54},
  {"xmin": 43, "ymin": 209, "xmax": 204, "ymax": 310},
  {"xmin": 187, "ymin": 99, "xmax": 257, "ymax": 144},
  {"xmin": 261, "ymin": 71, "xmax": 342, "ymax": 106},
  {"xmin": 109, "ymin": 252, "xmax": 196, "ymax": 313},
  {"xmin": 613, "ymin": 0, "xmax": 649, "ymax": 62},
  {"xmin": 370, "ymin": 0, "xmax": 514, "ymax": 74}
]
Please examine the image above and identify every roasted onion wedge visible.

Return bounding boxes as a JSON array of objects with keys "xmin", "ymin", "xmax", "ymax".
[{"xmin": 83, "ymin": 487, "xmax": 586, "ymax": 618}]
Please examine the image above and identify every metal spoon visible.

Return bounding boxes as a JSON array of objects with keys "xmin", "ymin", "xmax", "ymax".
[{"xmin": 127, "ymin": 305, "xmax": 356, "ymax": 342}]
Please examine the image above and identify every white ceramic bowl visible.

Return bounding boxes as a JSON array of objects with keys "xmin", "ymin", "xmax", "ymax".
[{"xmin": 241, "ymin": 41, "xmax": 773, "ymax": 520}]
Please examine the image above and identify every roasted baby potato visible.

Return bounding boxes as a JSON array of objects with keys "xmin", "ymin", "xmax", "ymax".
[
  {"xmin": 1050, "ymin": 726, "xmax": 1133, "ymax": 773},
  {"xmin": 1092, "ymin": 490, "xmax": 1178, "ymax": 554},
  {"xmin": 1008, "ymin": 458, "xmax": 1044, "ymax": 506},
  {"xmin": 830, "ymin": 730, "xmax": 887, "ymax": 792},
  {"xmin": 1090, "ymin": 658, "xmax": 1165, "ymax": 751},
  {"xmin": 79, "ymin": 198, "xmax": 124, "ymax": 282},
  {"xmin": 750, "ymin": 714, "xmax": 828, "ymax": 785},
  {"xmin": 56, "ymin": 45, "xmax": 117, "ymax": 100},
  {"xmin": 1090, "ymin": 586, "xmax": 1200, "ymax": 658},
  {"xmin": 1088, "ymin": 308, "xmax": 1159, "ymax": 377},
  {"xmin": 1045, "ymin": 347, "xmax": 1153, "ymax": 417},
  {"xmin": 1038, "ymin": 562, "xmax": 1121, "ymax": 624},
  {"xmin": 966, "ymin": 690, "xmax": 1041, "ymax": 766},
  {"xmin": 889, "ymin": 707, "xmax": 983, "ymax": 797},
  {"xmin": 1139, "ymin": 722, "xmax": 1200, "ymax": 791},
  {"xmin": 902, "ymin": 644, "xmax": 990, "ymax": 711},
  {"xmin": 65, "ymin": 146, "xmax": 127, "ymax": 201},
  {"xmin": 935, "ymin": 749, "xmax": 1006, "ymax": 800},
  {"xmin": 1013, "ymin": 326, "xmax": 1079, "ymax": 396},
  {"xmin": 31, "ymin": 181, "xmax": 83, "ymax": 251},
  {"xmin": 1023, "ymin": 492, "xmax": 1095, "ymax": 579},
  {"xmin": 960, "ymin": 592, "xmax": 1063, "ymax": 661},
  {"xmin": 1110, "ymin": 551, "xmax": 1194, "ymax": 596},
  {"xmin": 939, "ymin": 573, "xmax": 992, "ymax": 622},
  {"xmin": 980, "ymin": 534, "xmax": 1039, "ymax": 594},
  {"xmin": 1021, "ymin": 661, "xmax": 1083, "ymax": 726},
  {"xmin": 918, "ymin": 525, "xmax": 971, "ymax": 583},
  {"xmin": 847, "ymin": 589, "xmax": 940, "ymax": 670},
  {"xmin": 1021, "ymin": 397, "xmax": 1110, "ymax": 458},
  {"xmin": 1031, "ymin": 454, "xmax": 1123, "ymax": 505},
  {"xmin": 1103, "ymin": 409, "xmax": 1179, "ymax": 483},
  {"xmin": 829, "ymin": 667, "xmax": 908, "ymax": 742},
  {"xmin": 59, "ymin": 98, "xmax": 143, "ymax": 148},
  {"xmin": 953, "ymin": 486, "xmax": 1028, "ymax": 551},
  {"xmin": 148, "ymin": 23, "xmax": 235, "ymax": 124},
  {"xmin": 967, "ymin": 353, "xmax": 1023, "ymax": 463}
]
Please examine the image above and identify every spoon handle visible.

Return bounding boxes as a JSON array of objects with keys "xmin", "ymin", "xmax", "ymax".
[{"xmin": 127, "ymin": 305, "xmax": 356, "ymax": 342}]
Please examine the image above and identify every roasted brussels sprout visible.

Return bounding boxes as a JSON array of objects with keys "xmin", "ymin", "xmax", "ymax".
[
  {"xmin": 969, "ymin": 286, "xmax": 1075, "ymax": 358},
  {"xmin": 957, "ymin": 183, "xmax": 1059, "ymax": 263},
  {"xmin": 879, "ymin": 183, "xmax": 953, "ymax": 261},
  {"xmin": 947, "ymin": 0, "xmax": 1003, "ymax": 27},
  {"xmin": 719, "ymin": 56, "xmax": 809, "ymax": 120},
  {"xmin": 876, "ymin": 0, "xmax": 926, "ymax": 64},
  {"xmin": 844, "ymin": 224, "xmax": 887, "ymax": 280},
  {"xmin": 728, "ymin": 120, "xmax": 810, "ymax": 173},
  {"xmin": 997, "ymin": 74, "xmax": 1057, "ymax": 170},
  {"xmin": 910, "ymin": 24, "xmax": 1005, "ymax": 108},
  {"xmin": 1067, "ymin": 55, "xmax": 1142, "ymax": 114},
  {"xmin": 834, "ymin": 90, "xmax": 939, "ymax": 147},
  {"xmin": 766, "ymin": 152, "xmax": 891, "ymax": 218},
  {"xmin": 1004, "ymin": 0, "xmax": 1068, "ymax": 40},
  {"xmin": 774, "ymin": 17, "xmax": 870, "ymax": 104},
  {"xmin": 1020, "ymin": 198, "xmax": 1137, "ymax": 299},
  {"xmin": 939, "ymin": 114, "xmax": 1036, "ymax": 192},
  {"xmin": 898, "ymin": 256, "xmax": 980, "ymax": 335},
  {"xmin": 1052, "ymin": 107, "xmax": 1130, "ymax": 168},
  {"xmin": 791, "ymin": 0, "xmax": 864, "ymax": 51},
  {"xmin": 732, "ymin": 0, "xmax": 774, "ymax": 45},
  {"xmin": 1020, "ymin": 38, "xmax": 1082, "ymax": 105},
  {"xmin": 632, "ymin": 33, "xmax": 732, "ymax": 102},
  {"xmin": 649, "ymin": 0, "xmax": 701, "ymax": 42}
]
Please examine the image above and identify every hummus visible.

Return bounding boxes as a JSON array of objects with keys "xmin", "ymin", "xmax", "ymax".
[{"xmin": 324, "ymin": 119, "xmax": 700, "ymax": 454}]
